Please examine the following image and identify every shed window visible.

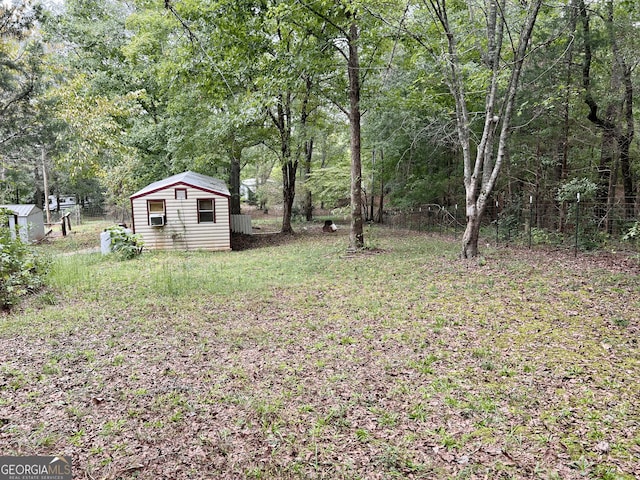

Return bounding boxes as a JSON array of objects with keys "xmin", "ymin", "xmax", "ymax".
[
  {"xmin": 148, "ymin": 200, "xmax": 165, "ymax": 213},
  {"xmin": 175, "ymin": 188, "xmax": 187, "ymax": 200},
  {"xmin": 197, "ymin": 199, "xmax": 215, "ymax": 223},
  {"xmin": 147, "ymin": 199, "xmax": 166, "ymax": 225}
]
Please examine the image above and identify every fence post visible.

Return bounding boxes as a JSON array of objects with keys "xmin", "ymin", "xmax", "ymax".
[
  {"xmin": 574, "ymin": 192, "xmax": 580, "ymax": 257},
  {"xmin": 529, "ymin": 195, "xmax": 533, "ymax": 249},
  {"xmin": 61, "ymin": 213, "xmax": 67, "ymax": 236},
  {"xmin": 495, "ymin": 200, "xmax": 499, "ymax": 246},
  {"xmin": 454, "ymin": 205, "xmax": 457, "ymax": 235}
]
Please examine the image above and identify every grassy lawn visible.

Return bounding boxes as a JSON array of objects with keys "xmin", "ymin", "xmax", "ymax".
[{"xmin": 1, "ymin": 224, "xmax": 639, "ymax": 479}]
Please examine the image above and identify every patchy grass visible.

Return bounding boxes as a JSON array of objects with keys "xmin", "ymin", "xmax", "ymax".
[
  {"xmin": 1, "ymin": 226, "xmax": 639, "ymax": 479},
  {"xmin": 38, "ymin": 220, "xmax": 113, "ymax": 254}
]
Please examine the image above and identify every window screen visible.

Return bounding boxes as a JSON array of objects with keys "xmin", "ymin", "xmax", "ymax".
[{"xmin": 197, "ymin": 199, "xmax": 215, "ymax": 223}]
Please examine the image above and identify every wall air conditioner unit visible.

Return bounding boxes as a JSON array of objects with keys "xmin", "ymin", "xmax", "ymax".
[{"xmin": 149, "ymin": 214, "xmax": 165, "ymax": 227}]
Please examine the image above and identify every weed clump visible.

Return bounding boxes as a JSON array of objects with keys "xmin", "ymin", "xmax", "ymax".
[{"xmin": 106, "ymin": 226, "xmax": 144, "ymax": 260}]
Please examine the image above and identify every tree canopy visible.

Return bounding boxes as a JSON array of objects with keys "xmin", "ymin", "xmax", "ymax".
[{"xmin": 0, "ymin": 0, "xmax": 637, "ymax": 256}]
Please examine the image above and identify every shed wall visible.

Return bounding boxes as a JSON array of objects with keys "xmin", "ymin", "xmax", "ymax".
[
  {"xmin": 132, "ymin": 185, "xmax": 230, "ymax": 251},
  {"xmin": 25, "ymin": 212, "xmax": 45, "ymax": 242},
  {"xmin": 11, "ymin": 214, "xmax": 44, "ymax": 243}
]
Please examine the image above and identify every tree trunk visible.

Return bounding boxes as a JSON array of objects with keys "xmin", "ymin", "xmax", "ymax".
[
  {"xmin": 302, "ymin": 139, "xmax": 314, "ymax": 221},
  {"xmin": 615, "ymin": 41, "xmax": 635, "ymax": 218},
  {"xmin": 461, "ymin": 192, "xmax": 491, "ymax": 258},
  {"xmin": 556, "ymin": 0, "xmax": 578, "ymax": 233},
  {"xmin": 558, "ymin": 42, "xmax": 574, "ymax": 185},
  {"xmin": 369, "ymin": 150, "xmax": 375, "ymax": 222},
  {"xmin": 42, "ymin": 147, "xmax": 51, "ymax": 224},
  {"xmin": 33, "ymin": 163, "xmax": 43, "ymax": 213},
  {"xmin": 298, "ymin": 75, "xmax": 314, "ymax": 223},
  {"xmin": 432, "ymin": 0, "xmax": 543, "ymax": 257},
  {"xmin": 271, "ymin": 92, "xmax": 295, "ymax": 235},
  {"xmin": 348, "ymin": 21, "xmax": 364, "ymax": 250},
  {"xmin": 580, "ymin": 0, "xmax": 628, "ymax": 231},
  {"xmin": 229, "ymin": 144, "xmax": 242, "ymax": 215},
  {"xmin": 376, "ymin": 150, "xmax": 384, "ymax": 223},
  {"xmin": 619, "ymin": 131, "xmax": 634, "ymax": 217},
  {"xmin": 462, "ymin": 213, "xmax": 481, "ymax": 258},
  {"xmin": 281, "ymin": 159, "xmax": 297, "ymax": 234}
]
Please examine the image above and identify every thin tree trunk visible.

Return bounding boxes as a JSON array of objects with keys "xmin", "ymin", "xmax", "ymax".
[
  {"xmin": 377, "ymin": 180, "xmax": 384, "ymax": 223},
  {"xmin": 275, "ymin": 92, "xmax": 297, "ymax": 234},
  {"xmin": 369, "ymin": 150, "xmax": 375, "ymax": 222},
  {"xmin": 319, "ymin": 136, "xmax": 328, "ymax": 210},
  {"xmin": 281, "ymin": 159, "xmax": 297, "ymax": 233},
  {"xmin": 376, "ymin": 150, "xmax": 384, "ymax": 223},
  {"xmin": 558, "ymin": 44, "xmax": 574, "ymax": 185},
  {"xmin": 557, "ymin": 0, "xmax": 578, "ymax": 233},
  {"xmin": 229, "ymin": 143, "xmax": 242, "ymax": 215},
  {"xmin": 299, "ymin": 76, "xmax": 314, "ymax": 222},
  {"xmin": 348, "ymin": 21, "xmax": 364, "ymax": 250},
  {"xmin": 267, "ymin": 90, "xmax": 297, "ymax": 234},
  {"xmin": 303, "ymin": 139, "xmax": 314, "ymax": 221},
  {"xmin": 33, "ymin": 163, "xmax": 42, "ymax": 215},
  {"xmin": 42, "ymin": 147, "xmax": 51, "ymax": 224}
]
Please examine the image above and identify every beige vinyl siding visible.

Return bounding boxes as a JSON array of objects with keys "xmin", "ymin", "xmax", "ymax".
[{"xmin": 132, "ymin": 185, "xmax": 230, "ymax": 251}]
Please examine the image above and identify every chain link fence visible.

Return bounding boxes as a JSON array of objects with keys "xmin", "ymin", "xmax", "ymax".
[{"xmin": 46, "ymin": 204, "xmax": 131, "ymax": 227}]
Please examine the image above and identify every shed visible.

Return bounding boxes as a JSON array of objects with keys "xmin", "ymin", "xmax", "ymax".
[
  {"xmin": 130, "ymin": 171, "xmax": 231, "ymax": 251},
  {"xmin": 0, "ymin": 204, "xmax": 45, "ymax": 243}
]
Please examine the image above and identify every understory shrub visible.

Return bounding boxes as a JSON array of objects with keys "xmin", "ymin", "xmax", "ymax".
[
  {"xmin": 623, "ymin": 221, "xmax": 640, "ymax": 241},
  {"xmin": 0, "ymin": 209, "xmax": 50, "ymax": 311},
  {"xmin": 107, "ymin": 225, "xmax": 144, "ymax": 260}
]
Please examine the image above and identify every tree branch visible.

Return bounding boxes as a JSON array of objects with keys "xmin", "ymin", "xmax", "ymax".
[{"xmin": 163, "ymin": 0, "xmax": 233, "ymax": 94}]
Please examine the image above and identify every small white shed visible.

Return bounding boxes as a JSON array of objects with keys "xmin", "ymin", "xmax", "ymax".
[
  {"xmin": 129, "ymin": 171, "xmax": 231, "ymax": 251},
  {"xmin": 0, "ymin": 204, "xmax": 45, "ymax": 243}
]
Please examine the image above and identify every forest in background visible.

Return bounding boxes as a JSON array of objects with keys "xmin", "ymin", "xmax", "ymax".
[{"xmin": 0, "ymin": 0, "xmax": 638, "ymax": 254}]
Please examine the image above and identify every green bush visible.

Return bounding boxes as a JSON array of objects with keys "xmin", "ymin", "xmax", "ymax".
[
  {"xmin": 556, "ymin": 178, "xmax": 598, "ymax": 203},
  {"xmin": 107, "ymin": 226, "xmax": 144, "ymax": 260},
  {"xmin": 622, "ymin": 221, "xmax": 640, "ymax": 249},
  {"xmin": 530, "ymin": 227, "xmax": 563, "ymax": 246},
  {"xmin": 0, "ymin": 209, "xmax": 50, "ymax": 311}
]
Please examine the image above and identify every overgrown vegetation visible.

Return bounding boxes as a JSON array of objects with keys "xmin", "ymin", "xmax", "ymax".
[
  {"xmin": 1, "ymin": 225, "xmax": 638, "ymax": 478},
  {"xmin": 106, "ymin": 225, "xmax": 143, "ymax": 260},
  {"xmin": 0, "ymin": 209, "xmax": 49, "ymax": 311}
]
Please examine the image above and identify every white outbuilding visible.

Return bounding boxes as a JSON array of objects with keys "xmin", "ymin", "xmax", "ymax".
[
  {"xmin": 129, "ymin": 171, "xmax": 231, "ymax": 251},
  {"xmin": 0, "ymin": 204, "xmax": 46, "ymax": 243}
]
